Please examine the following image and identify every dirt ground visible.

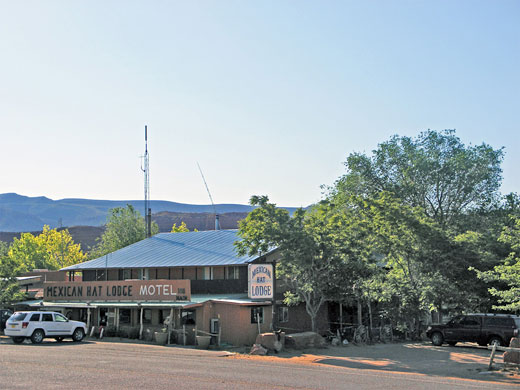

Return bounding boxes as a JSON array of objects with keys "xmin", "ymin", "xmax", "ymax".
[
  {"xmin": 228, "ymin": 341, "xmax": 520, "ymax": 386},
  {"xmin": 2, "ymin": 334, "xmax": 518, "ymax": 386}
]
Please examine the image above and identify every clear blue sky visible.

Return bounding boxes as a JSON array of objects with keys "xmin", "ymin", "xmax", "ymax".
[{"xmin": 1, "ymin": 0, "xmax": 518, "ymax": 207}]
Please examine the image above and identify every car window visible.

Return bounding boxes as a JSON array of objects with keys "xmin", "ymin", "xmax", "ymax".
[
  {"xmin": 449, "ymin": 316, "xmax": 464, "ymax": 325},
  {"xmin": 42, "ymin": 314, "xmax": 53, "ymax": 322},
  {"xmin": 29, "ymin": 313, "xmax": 41, "ymax": 322},
  {"xmin": 461, "ymin": 316, "xmax": 480, "ymax": 326},
  {"xmin": 11, "ymin": 313, "xmax": 27, "ymax": 321},
  {"xmin": 54, "ymin": 313, "xmax": 68, "ymax": 322},
  {"xmin": 514, "ymin": 319, "xmax": 520, "ymax": 328},
  {"xmin": 484, "ymin": 317, "xmax": 512, "ymax": 327}
]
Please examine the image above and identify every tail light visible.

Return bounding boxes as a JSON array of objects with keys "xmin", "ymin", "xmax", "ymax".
[
  {"xmin": 22, "ymin": 322, "xmax": 29, "ymax": 329},
  {"xmin": 514, "ymin": 329, "xmax": 518, "ymax": 337}
]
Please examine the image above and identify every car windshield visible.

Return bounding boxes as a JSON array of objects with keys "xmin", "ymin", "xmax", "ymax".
[{"xmin": 11, "ymin": 313, "xmax": 27, "ymax": 321}]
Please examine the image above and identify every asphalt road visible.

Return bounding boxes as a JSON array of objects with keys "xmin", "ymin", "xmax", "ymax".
[{"xmin": 0, "ymin": 338, "xmax": 517, "ymax": 390}]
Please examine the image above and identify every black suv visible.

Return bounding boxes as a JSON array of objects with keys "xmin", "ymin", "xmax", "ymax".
[
  {"xmin": 0, "ymin": 309, "xmax": 13, "ymax": 333},
  {"xmin": 426, "ymin": 313, "xmax": 520, "ymax": 347}
]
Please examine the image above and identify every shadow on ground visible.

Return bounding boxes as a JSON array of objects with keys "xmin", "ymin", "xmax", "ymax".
[{"xmin": 267, "ymin": 342, "xmax": 520, "ymax": 385}]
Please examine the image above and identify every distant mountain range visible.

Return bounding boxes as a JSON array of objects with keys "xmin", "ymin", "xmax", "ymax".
[{"xmin": 0, "ymin": 193, "xmax": 299, "ymax": 233}]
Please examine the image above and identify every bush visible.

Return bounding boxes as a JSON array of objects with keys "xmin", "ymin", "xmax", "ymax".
[
  {"xmin": 128, "ymin": 327, "xmax": 140, "ymax": 339},
  {"xmin": 118, "ymin": 328, "xmax": 129, "ymax": 338},
  {"xmin": 105, "ymin": 325, "xmax": 117, "ymax": 337}
]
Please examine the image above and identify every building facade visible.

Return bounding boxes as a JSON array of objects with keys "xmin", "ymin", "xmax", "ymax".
[{"xmin": 16, "ymin": 230, "xmax": 278, "ymax": 346}]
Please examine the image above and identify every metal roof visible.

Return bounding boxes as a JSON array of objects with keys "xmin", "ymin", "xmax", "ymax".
[{"xmin": 61, "ymin": 230, "xmax": 259, "ymax": 271}]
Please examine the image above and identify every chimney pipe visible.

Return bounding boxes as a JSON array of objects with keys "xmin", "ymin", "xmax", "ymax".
[{"xmin": 215, "ymin": 214, "xmax": 220, "ymax": 230}]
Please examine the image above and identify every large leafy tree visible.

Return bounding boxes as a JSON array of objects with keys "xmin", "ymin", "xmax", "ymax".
[
  {"xmin": 0, "ymin": 241, "xmax": 26, "ymax": 305},
  {"xmin": 236, "ymin": 196, "xmax": 375, "ymax": 332},
  {"xmin": 8, "ymin": 226, "xmax": 86, "ymax": 271},
  {"xmin": 331, "ymin": 129, "xmax": 503, "ymax": 229},
  {"xmin": 91, "ymin": 205, "xmax": 159, "ymax": 258},
  {"xmin": 475, "ymin": 216, "xmax": 520, "ymax": 311}
]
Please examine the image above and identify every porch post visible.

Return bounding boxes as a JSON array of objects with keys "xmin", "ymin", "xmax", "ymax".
[
  {"xmin": 87, "ymin": 308, "xmax": 91, "ymax": 329},
  {"xmin": 168, "ymin": 307, "xmax": 174, "ymax": 345},
  {"xmin": 139, "ymin": 307, "xmax": 144, "ymax": 339}
]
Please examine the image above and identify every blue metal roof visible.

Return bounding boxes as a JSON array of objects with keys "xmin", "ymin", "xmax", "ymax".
[{"xmin": 61, "ymin": 230, "xmax": 258, "ymax": 271}]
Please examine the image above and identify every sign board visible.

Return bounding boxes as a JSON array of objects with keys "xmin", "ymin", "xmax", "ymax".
[
  {"xmin": 248, "ymin": 264, "xmax": 273, "ymax": 300},
  {"xmin": 44, "ymin": 280, "xmax": 191, "ymax": 302}
]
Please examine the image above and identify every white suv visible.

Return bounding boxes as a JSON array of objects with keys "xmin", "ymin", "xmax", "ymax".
[{"xmin": 5, "ymin": 311, "xmax": 87, "ymax": 344}]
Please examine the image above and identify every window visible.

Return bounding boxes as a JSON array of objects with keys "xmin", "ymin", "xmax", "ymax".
[
  {"xmin": 96, "ymin": 269, "xmax": 106, "ymax": 281},
  {"xmin": 138, "ymin": 269, "xmax": 149, "ymax": 280},
  {"xmin": 54, "ymin": 313, "xmax": 68, "ymax": 322},
  {"xmin": 278, "ymin": 307, "xmax": 289, "ymax": 323},
  {"xmin": 210, "ymin": 318, "xmax": 220, "ymax": 334},
  {"xmin": 143, "ymin": 309, "xmax": 152, "ymax": 324},
  {"xmin": 119, "ymin": 309, "xmax": 131, "ymax": 324},
  {"xmin": 202, "ymin": 267, "xmax": 213, "ymax": 280},
  {"xmin": 181, "ymin": 310, "xmax": 196, "ymax": 325},
  {"xmin": 42, "ymin": 314, "xmax": 53, "ymax": 322},
  {"xmin": 251, "ymin": 307, "xmax": 264, "ymax": 324},
  {"xmin": 227, "ymin": 266, "xmax": 239, "ymax": 280},
  {"xmin": 159, "ymin": 309, "xmax": 171, "ymax": 325},
  {"xmin": 119, "ymin": 269, "xmax": 131, "ymax": 280},
  {"xmin": 485, "ymin": 317, "xmax": 512, "ymax": 327},
  {"xmin": 460, "ymin": 317, "xmax": 480, "ymax": 326},
  {"xmin": 29, "ymin": 313, "xmax": 40, "ymax": 322},
  {"xmin": 12, "ymin": 313, "xmax": 27, "ymax": 321}
]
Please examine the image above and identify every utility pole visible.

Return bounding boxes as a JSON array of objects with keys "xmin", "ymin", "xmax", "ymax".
[{"xmin": 141, "ymin": 125, "xmax": 152, "ymax": 237}]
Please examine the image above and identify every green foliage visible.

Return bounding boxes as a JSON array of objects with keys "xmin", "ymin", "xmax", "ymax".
[
  {"xmin": 171, "ymin": 221, "xmax": 197, "ymax": 233},
  {"xmin": 8, "ymin": 226, "xmax": 87, "ymax": 271},
  {"xmin": 474, "ymin": 216, "xmax": 520, "ymax": 311},
  {"xmin": 236, "ymin": 195, "xmax": 376, "ymax": 331},
  {"xmin": 331, "ymin": 129, "xmax": 504, "ymax": 228},
  {"xmin": 0, "ymin": 241, "xmax": 26, "ymax": 305},
  {"xmin": 91, "ymin": 205, "xmax": 158, "ymax": 258}
]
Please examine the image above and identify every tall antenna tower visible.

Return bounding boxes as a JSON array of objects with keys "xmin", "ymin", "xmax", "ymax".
[
  {"xmin": 141, "ymin": 125, "xmax": 152, "ymax": 237},
  {"xmin": 197, "ymin": 162, "xmax": 220, "ymax": 230}
]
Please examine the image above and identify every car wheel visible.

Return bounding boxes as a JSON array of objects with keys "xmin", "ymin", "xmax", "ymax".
[
  {"xmin": 447, "ymin": 341, "xmax": 457, "ymax": 346},
  {"xmin": 31, "ymin": 329, "xmax": 44, "ymax": 344},
  {"xmin": 72, "ymin": 328, "xmax": 84, "ymax": 342},
  {"xmin": 488, "ymin": 336, "xmax": 503, "ymax": 347},
  {"xmin": 55, "ymin": 337, "xmax": 64, "ymax": 342},
  {"xmin": 431, "ymin": 332, "xmax": 444, "ymax": 346},
  {"xmin": 12, "ymin": 337, "xmax": 24, "ymax": 344}
]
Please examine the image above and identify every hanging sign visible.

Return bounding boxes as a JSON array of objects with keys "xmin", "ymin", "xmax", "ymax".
[{"xmin": 248, "ymin": 264, "xmax": 273, "ymax": 300}]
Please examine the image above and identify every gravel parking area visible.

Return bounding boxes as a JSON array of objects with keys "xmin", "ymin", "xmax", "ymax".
[{"xmin": 1, "ymin": 335, "xmax": 518, "ymax": 388}]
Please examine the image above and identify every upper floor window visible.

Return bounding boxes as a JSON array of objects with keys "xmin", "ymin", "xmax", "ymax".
[
  {"xmin": 138, "ymin": 269, "xmax": 149, "ymax": 280},
  {"xmin": 119, "ymin": 269, "xmax": 131, "ymax": 280},
  {"xmin": 227, "ymin": 266, "xmax": 239, "ymax": 280},
  {"xmin": 278, "ymin": 307, "xmax": 289, "ymax": 323},
  {"xmin": 201, "ymin": 267, "xmax": 213, "ymax": 280}
]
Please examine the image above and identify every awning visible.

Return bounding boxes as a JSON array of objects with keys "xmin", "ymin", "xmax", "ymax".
[{"xmin": 16, "ymin": 294, "xmax": 272, "ymax": 309}]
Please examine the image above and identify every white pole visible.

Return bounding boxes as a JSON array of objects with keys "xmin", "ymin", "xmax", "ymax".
[
  {"xmin": 87, "ymin": 308, "xmax": 91, "ymax": 330},
  {"xmin": 139, "ymin": 307, "xmax": 144, "ymax": 340},
  {"xmin": 168, "ymin": 307, "xmax": 173, "ymax": 345}
]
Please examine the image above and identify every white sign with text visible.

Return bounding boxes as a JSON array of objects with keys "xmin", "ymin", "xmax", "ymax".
[{"xmin": 248, "ymin": 264, "xmax": 274, "ymax": 300}]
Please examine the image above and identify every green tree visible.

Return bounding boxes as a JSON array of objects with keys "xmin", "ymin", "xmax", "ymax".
[
  {"xmin": 0, "ymin": 241, "xmax": 27, "ymax": 305},
  {"xmin": 331, "ymin": 129, "xmax": 504, "ymax": 228},
  {"xmin": 474, "ymin": 216, "xmax": 520, "ymax": 311},
  {"xmin": 91, "ymin": 205, "xmax": 159, "ymax": 258},
  {"xmin": 236, "ymin": 196, "xmax": 375, "ymax": 332},
  {"xmin": 8, "ymin": 226, "xmax": 86, "ymax": 271},
  {"xmin": 171, "ymin": 222, "xmax": 197, "ymax": 233}
]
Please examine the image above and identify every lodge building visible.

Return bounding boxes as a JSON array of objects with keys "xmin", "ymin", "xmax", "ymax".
[{"xmin": 14, "ymin": 230, "xmax": 324, "ymax": 346}]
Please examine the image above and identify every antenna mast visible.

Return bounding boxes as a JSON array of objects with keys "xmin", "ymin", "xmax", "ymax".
[
  {"xmin": 197, "ymin": 162, "xmax": 220, "ymax": 230},
  {"xmin": 141, "ymin": 125, "xmax": 152, "ymax": 237}
]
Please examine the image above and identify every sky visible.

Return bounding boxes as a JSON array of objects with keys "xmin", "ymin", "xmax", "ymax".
[{"xmin": 1, "ymin": 0, "xmax": 518, "ymax": 208}]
